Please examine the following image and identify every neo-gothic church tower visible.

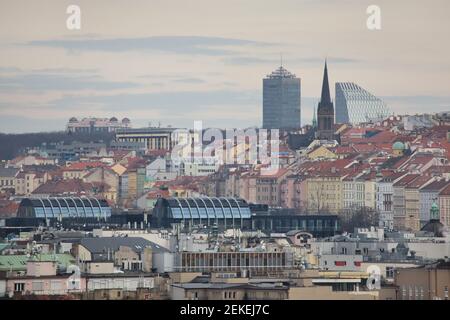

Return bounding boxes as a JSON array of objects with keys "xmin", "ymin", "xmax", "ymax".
[{"xmin": 316, "ymin": 61, "xmax": 335, "ymax": 140}]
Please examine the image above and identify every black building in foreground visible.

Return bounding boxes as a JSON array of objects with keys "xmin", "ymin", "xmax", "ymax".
[
  {"xmin": 5, "ymin": 197, "xmax": 340, "ymax": 237},
  {"xmin": 5, "ymin": 197, "xmax": 146, "ymax": 230},
  {"xmin": 152, "ymin": 197, "xmax": 340, "ymax": 237}
]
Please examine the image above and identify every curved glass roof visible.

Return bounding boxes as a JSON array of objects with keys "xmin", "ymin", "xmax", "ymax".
[
  {"xmin": 164, "ymin": 197, "xmax": 251, "ymax": 220},
  {"xmin": 18, "ymin": 197, "xmax": 111, "ymax": 219}
]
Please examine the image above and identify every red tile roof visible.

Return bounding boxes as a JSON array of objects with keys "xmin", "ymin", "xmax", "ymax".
[
  {"xmin": 439, "ymin": 184, "xmax": 450, "ymax": 196},
  {"xmin": 0, "ymin": 200, "xmax": 19, "ymax": 217},
  {"xmin": 63, "ymin": 161, "xmax": 106, "ymax": 171},
  {"xmin": 405, "ymin": 175, "xmax": 433, "ymax": 189},
  {"xmin": 393, "ymin": 174, "xmax": 420, "ymax": 187},
  {"xmin": 32, "ymin": 179, "xmax": 98, "ymax": 195},
  {"xmin": 421, "ymin": 179, "xmax": 450, "ymax": 192}
]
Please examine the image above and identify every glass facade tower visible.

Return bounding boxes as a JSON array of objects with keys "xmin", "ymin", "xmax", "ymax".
[{"xmin": 262, "ymin": 66, "xmax": 301, "ymax": 129}]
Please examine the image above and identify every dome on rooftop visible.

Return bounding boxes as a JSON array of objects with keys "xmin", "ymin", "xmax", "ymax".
[
  {"xmin": 109, "ymin": 117, "xmax": 118, "ymax": 122},
  {"xmin": 392, "ymin": 141, "xmax": 405, "ymax": 150},
  {"xmin": 69, "ymin": 117, "xmax": 78, "ymax": 123},
  {"xmin": 122, "ymin": 118, "xmax": 130, "ymax": 123}
]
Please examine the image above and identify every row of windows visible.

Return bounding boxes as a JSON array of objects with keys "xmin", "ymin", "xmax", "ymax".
[
  {"xmin": 169, "ymin": 207, "xmax": 251, "ymax": 219},
  {"xmin": 254, "ymin": 219, "xmax": 337, "ymax": 229},
  {"xmin": 34, "ymin": 206, "xmax": 111, "ymax": 218},
  {"xmin": 0, "ymin": 179, "xmax": 14, "ymax": 186}
]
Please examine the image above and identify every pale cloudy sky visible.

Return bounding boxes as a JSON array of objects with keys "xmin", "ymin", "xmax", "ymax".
[{"xmin": 0, "ymin": 0, "xmax": 449, "ymax": 133}]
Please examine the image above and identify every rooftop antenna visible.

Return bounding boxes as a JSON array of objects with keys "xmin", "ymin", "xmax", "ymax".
[{"xmin": 280, "ymin": 53, "xmax": 283, "ymax": 68}]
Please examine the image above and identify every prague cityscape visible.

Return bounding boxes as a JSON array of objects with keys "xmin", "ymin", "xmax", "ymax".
[{"xmin": 0, "ymin": 0, "xmax": 450, "ymax": 308}]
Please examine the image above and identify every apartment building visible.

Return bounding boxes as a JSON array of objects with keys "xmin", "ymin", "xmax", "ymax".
[
  {"xmin": 393, "ymin": 174, "xmax": 420, "ymax": 230},
  {"xmin": 0, "ymin": 167, "xmax": 19, "ymax": 192},
  {"xmin": 404, "ymin": 176, "xmax": 434, "ymax": 232},
  {"xmin": 439, "ymin": 184, "xmax": 450, "ymax": 227},
  {"xmin": 376, "ymin": 172, "xmax": 407, "ymax": 230},
  {"xmin": 15, "ymin": 171, "xmax": 49, "ymax": 196},
  {"xmin": 240, "ymin": 168, "xmax": 291, "ymax": 207},
  {"xmin": 306, "ymin": 172, "xmax": 345, "ymax": 214},
  {"xmin": 420, "ymin": 180, "xmax": 450, "ymax": 227},
  {"xmin": 395, "ymin": 261, "xmax": 450, "ymax": 300}
]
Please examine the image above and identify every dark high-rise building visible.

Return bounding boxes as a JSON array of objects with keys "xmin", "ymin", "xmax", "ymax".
[
  {"xmin": 262, "ymin": 65, "xmax": 301, "ymax": 130},
  {"xmin": 316, "ymin": 61, "xmax": 335, "ymax": 140}
]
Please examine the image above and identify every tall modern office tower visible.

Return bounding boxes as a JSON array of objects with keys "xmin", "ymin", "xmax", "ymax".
[
  {"xmin": 335, "ymin": 82, "xmax": 390, "ymax": 124},
  {"xmin": 262, "ymin": 65, "xmax": 301, "ymax": 129},
  {"xmin": 316, "ymin": 61, "xmax": 335, "ymax": 140}
]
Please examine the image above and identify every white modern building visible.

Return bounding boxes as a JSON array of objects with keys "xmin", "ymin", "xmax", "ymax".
[
  {"xmin": 67, "ymin": 117, "xmax": 131, "ymax": 133},
  {"xmin": 335, "ymin": 82, "xmax": 390, "ymax": 125}
]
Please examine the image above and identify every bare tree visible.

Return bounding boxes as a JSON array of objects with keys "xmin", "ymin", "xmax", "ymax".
[{"xmin": 341, "ymin": 206, "xmax": 380, "ymax": 232}]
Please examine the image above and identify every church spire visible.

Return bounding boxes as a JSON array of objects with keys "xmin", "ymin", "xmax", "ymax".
[
  {"xmin": 312, "ymin": 106, "xmax": 317, "ymax": 128},
  {"xmin": 320, "ymin": 60, "xmax": 331, "ymax": 104}
]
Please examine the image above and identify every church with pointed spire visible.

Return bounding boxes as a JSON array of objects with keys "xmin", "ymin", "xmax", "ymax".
[{"xmin": 316, "ymin": 61, "xmax": 335, "ymax": 140}]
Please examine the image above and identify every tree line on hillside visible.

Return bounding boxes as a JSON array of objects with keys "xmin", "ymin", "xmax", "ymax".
[{"xmin": 0, "ymin": 131, "xmax": 115, "ymax": 160}]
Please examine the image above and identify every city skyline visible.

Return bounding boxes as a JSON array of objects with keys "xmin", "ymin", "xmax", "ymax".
[{"xmin": 1, "ymin": 0, "xmax": 450, "ymax": 133}]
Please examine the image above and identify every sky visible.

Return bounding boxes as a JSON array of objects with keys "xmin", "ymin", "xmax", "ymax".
[{"xmin": 0, "ymin": 0, "xmax": 449, "ymax": 133}]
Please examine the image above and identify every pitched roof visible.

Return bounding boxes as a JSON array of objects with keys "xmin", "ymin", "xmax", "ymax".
[
  {"xmin": 32, "ymin": 179, "xmax": 95, "ymax": 195},
  {"xmin": 379, "ymin": 172, "xmax": 407, "ymax": 183},
  {"xmin": 63, "ymin": 161, "xmax": 106, "ymax": 171},
  {"xmin": 0, "ymin": 200, "xmax": 19, "ymax": 217},
  {"xmin": 0, "ymin": 167, "xmax": 19, "ymax": 177},
  {"xmin": 405, "ymin": 175, "xmax": 433, "ymax": 189},
  {"xmin": 420, "ymin": 179, "xmax": 450, "ymax": 192},
  {"xmin": 439, "ymin": 184, "xmax": 450, "ymax": 196},
  {"xmin": 79, "ymin": 237, "xmax": 170, "ymax": 254},
  {"xmin": 0, "ymin": 254, "xmax": 75, "ymax": 271},
  {"xmin": 393, "ymin": 174, "xmax": 420, "ymax": 187}
]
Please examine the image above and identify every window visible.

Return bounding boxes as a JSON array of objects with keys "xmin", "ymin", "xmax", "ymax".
[
  {"xmin": 50, "ymin": 280, "xmax": 62, "ymax": 292},
  {"xmin": 386, "ymin": 266, "xmax": 395, "ymax": 279},
  {"xmin": 32, "ymin": 281, "xmax": 44, "ymax": 292},
  {"xmin": 14, "ymin": 283, "xmax": 25, "ymax": 292}
]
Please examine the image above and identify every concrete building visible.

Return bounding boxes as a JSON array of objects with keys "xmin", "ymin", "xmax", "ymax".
[
  {"xmin": 306, "ymin": 172, "xmax": 344, "ymax": 214},
  {"xmin": 76, "ymin": 237, "xmax": 172, "ymax": 273},
  {"xmin": 262, "ymin": 65, "xmax": 301, "ymax": 129},
  {"xmin": 395, "ymin": 260, "xmax": 450, "ymax": 300},
  {"xmin": 404, "ymin": 176, "xmax": 434, "ymax": 232},
  {"xmin": 439, "ymin": 184, "xmax": 450, "ymax": 227},
  {"xmin": 175, "ymin": 251, "xmax": 293, "ymax": 276},
  {"xmin": 280, "ymin": 175, "xmax": 307, "ymax": 210},
  {"xmin": 67, "ymin": 117, "xmax": 131, "ymax": 133},
  {"xmin": 83, "ymin": 167, "xmax": 120, "ymax": 204},
  {"xmin": 377, "ymin": 172, "xmax": 407, "ymax": 230},
  {"xmin": 393, "ymin": 174, "xmax": 420, "ymax": 230},
  {"xmin": 115, "ymin": 127, "xmax": 199, "ymax": 153},
  {"xmin": 14, "ymin": 171, "xmax": 49, "ymax": 196},
  {"xmin": 241, "ymin": 168, "xmax": 292, "ymax": 207},
  {"xmin": 0, "ymin": 167, "xmax": 19, "ymax": 192}
]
